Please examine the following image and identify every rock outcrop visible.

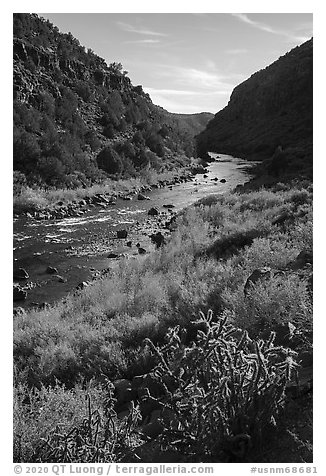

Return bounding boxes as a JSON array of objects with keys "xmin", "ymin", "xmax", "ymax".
[
  {"xmin": 13, "ymin": 14, "xmax": 212, "ymax": 189},
  {"xmin": 197, "ymin": 39, "xmax": 313, "ymax": 176}
]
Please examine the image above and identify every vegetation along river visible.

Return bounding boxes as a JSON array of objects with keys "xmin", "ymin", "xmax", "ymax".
[{"xmin": 13, "ymin": 153, "xmax": 257, "ymax": 309}]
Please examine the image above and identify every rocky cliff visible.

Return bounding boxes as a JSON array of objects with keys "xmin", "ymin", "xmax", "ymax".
[
  {"xmin": 13, "ymin": 14, "xmax": 211, "ymax": 188},
  {"xmin": 196, "ymin": 39, "xmax": 313, "ymax": 176}
]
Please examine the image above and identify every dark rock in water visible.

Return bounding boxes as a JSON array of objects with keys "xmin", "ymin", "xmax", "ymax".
[
  {"xmin": 46, "ymin": 266, "xmax": 58, "ymax": 274},
  {"xmin": 108, "ymin": 252, "xmax": 120, "ymax": 259},
  {"xmin": 148, "ymin": 207, "xmax": 159, "ymax": 217},
  {"xmin": 13, "ymin": 267, "xmax": 29, "ymax": 280},
  {"xmin": 117, "ymin": 229, "xmax": 128, "ymax": 239},
  {"xmin": 138, "ymin": 193, "xmax": 150, "ymax": 201},
  {"xmin": 13, "ymin": 286, "xmax": 27, "ymax": 301},
  {"xmin": 150, "ymin": 232, "xmax": 165, "ymax": 249},
  {"xmin": 220, "ymin": 178, "xmax": 227, "ymax": 183},
  {"xmin": 244, "ymin": 267, "xmax": 271, "ymax": 296},
  {"xmin": 76, "ymin": 281, "xmax": 89, "ymax": 290}
]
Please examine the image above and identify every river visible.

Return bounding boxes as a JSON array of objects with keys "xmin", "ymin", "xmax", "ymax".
[{"xmin": 13, "ymin": 153, "xmax": 256, "ymax": 309}]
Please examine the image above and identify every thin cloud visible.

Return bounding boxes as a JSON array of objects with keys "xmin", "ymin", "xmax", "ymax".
[
  {"xmin": 124, "ymin": 39, "xmax": 161, "ymax": 44},
  {"xmin": 143, "ymin": 88, "xmax": 227, "ymax": 114},
  {"xmin": 144, "ymin": 87, "xmax": 230, "ymax": 97},
  {"xmin": 164, "ymin": 66, "xmax": 237, "ymax": 92},
  {"xmin": 231, "ymin": 13, "xmax": 277, "ymax": 34},
  {"xmin": 117, "ymin": 21, "xmax": 167, "ymax": 37},
  {"xmin": 231, "ymin": 13, "xmax": 311, "ymax": 44}
]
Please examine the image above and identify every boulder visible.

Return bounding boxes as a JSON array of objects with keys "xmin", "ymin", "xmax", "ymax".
[
  {"xmin": 54, "ymin": 275, "xmax": 66, "ymax": 283},
  {"xmin": 288, "ymin": 249, "xmax": 313, "ymax": 270},
  {"xmin": 117, "ymin": 229, "xmax": 128, "ymax": 239},
  {"xmin": 46, "ymin": 266, "xmax": 58, "ymax": 274},
  {"xmin": 13, "ymin": 306, "xmax": 25, "ymax": 317},
  {"xmin": 13, "ymin": 286, "xmax": 27, "ymax": 302},
  {"xmin": 272, "ymin": 212, "xmax": 292, "ymax": 226},
  {"xmin": 220, "ymin": 178, "xmax": 227, "ymax": 183},
  {"xmin": 148, "ymin": 207, "xmax": 159, "ymax": 217},
  {"xmin": 163, "ymin": 204, "xmax": 175, "ymax": 208},
  {"xmin": 136, "ymin": 245, "xmax": 147, "ymax": 255},
  {"xmin": 108, "ymin": 252, "xmax": 120, "ymax": 259},
  {"xmin": 138, "ymin": 193, "xmax": 150, "ymax": 201},
  {"xmin": 150, "ymin": 232, "xmax": 165, "ymax": 249},
  {"xmin": 76, "ymin": 281, "xmax": 89, "ymax": 290},
  {"xmin": 113, "ymin": 379, "xmax": 137, "ymax": 406},
  {"xmin": 13, "ymin": 267, "xmax": 29, "ymax": 280},
  {"xmin": 244, "ymin": 267, "xmax": 271, "ymax": 296}
]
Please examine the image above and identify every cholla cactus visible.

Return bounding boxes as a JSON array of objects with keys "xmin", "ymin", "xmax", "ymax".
[{"xmin": 143, "ymin": 310, "xmax": 298, "ymax": 462}]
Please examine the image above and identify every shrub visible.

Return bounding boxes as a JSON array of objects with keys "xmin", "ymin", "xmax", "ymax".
[
  {"xmin": 96, "ymin": 146, "xmax": 123, "ymax": 175},
  {"xmin": 222, "ymin": 274, "xmax": 312, "ymax": 337},
  {"xmin": 141, "ymin": 311, "xmax": 297, "ymax": 462},
  {"xmin": 14, "ymin": 380, "xmax": 140, "ymax": 463},
  {"xmin": 37, "ymin": 156, "xmax": 66, "ymax": 186},
  {"xmin": 13, "ymin": 171, "xmax": 27, "ymax": 195}
]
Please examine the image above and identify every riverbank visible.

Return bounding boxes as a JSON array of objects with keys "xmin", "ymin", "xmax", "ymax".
[
  {"xmin": 13, "ymin": 166, "xmax": 205, "ymax": 220},
  {"xmin": 14, "ymin": 154, "xmax": 251, "ymax": 308},
  {"xmin": 14, "ymin": 177, "xmax": 313, "ymax": 463}
]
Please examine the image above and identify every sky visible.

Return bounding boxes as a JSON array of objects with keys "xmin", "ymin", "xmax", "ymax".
[{"xmin": 37, "ymin": 13, "xmax": 313, "ymax": 114}]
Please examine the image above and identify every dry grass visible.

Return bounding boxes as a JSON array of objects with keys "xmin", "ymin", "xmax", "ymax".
[{"xmin": 13, "ymin": 181, "xmax": 313, "ymax": 462}]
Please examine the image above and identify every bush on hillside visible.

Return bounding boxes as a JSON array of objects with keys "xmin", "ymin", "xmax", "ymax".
[{"xmin": 96, "ymin": 146, "xmax": 123, "ymax": 176}]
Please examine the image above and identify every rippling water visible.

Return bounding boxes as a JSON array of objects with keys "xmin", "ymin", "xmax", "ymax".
[{"xmin": 13, "ymin": 154, "xmax": 256, "ymax": 307}]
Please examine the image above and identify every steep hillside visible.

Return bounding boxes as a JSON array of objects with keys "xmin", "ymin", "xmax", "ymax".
[
  {"xmin": 13, "ymin": 14, "xmax": 206, "ymax": 189},
  {"xmin": 172, "ymin": 112, "xmax": 214, "ymax": 135},
  {"xmin": 196, "ymin": 39, "xmax": 313, "ymax": 177}
]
